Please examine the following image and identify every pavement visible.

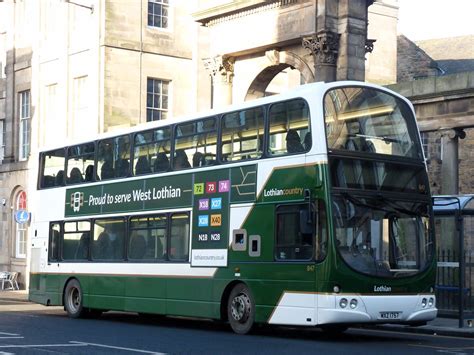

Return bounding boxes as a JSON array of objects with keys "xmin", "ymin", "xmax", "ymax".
[{"xmin": 1, "ymin": 290, "xmax": 473, "ymax": 338}]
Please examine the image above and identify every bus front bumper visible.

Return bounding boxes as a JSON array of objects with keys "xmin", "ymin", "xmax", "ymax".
[{"xmin": 268, "ymin": 292, "xmax": 437, "ymax": 326}]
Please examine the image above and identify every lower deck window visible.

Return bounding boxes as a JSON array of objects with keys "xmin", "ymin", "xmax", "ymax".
[
  {"xmin": 48, "ymin": 212, "xmax": 190, "ymax": 263},
  {"xmin": 92, "ymin": 218, "xmax": 126, "ymax": 260}
]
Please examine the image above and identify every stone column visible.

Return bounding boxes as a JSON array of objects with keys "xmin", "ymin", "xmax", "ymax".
[
  {"xmin": 203, "ymin": 55, "xmax": 234, "ymax": 109},
  {"xmin": 440, "ymin": 129, "xmax": 466, "ymax": 195},
  {"xmin": 336, "ymin": 0, "xmax": 373, "ymax": 81},
  {"xmin": 302, "ymin": 30, "xmax": 340, "ymax": 82}
]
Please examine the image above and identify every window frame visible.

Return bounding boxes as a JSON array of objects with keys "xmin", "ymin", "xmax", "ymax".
[
  {"xmin": 219, "ymin": 106, "xmax": 267, "ymax": 164},
  {"xmin": 91, "ymin": 217, "xmax": 127, "ymax": 262},
  {"xmin": 173, "ymin": 116, "xmax": 218, "ymax": 171},
  {"xmin": 14, "ymin": 190, "xmax": 28, "ymax": 259},
  {"xmin": 274, "ymin": 203, "xmax": 316, "ymax": 262},
  {"xmin": 97, "ymin": 134, "xmax": 132, "ymax": 181},
  {"xmin": 61, "ymin": 220, "xmax": 91, "ymax": 262},
  {"xmin": 65, "ymin": 141, "xmax": 96, "ymax": 185},
  {"xmin": 146, "ymin": 78, "xmax": 170, "ymax": 122},
  {"xmin": 267, "ymin": 98, "xmax": 312, "ymax": 157},
  {"xmin": 147, "ymin": 0, "xmax": 171, "ymax": 31},
  {"xmin": 18, "ymin": 90, "xmax": 31, "ymax": 161},
  {"xmin": 128, "ymin": 213, "xmax": 169, "ymax": 262},
  {"xmin": 132, "ymin": 126, "xmax": 172, "ymax": 176},
  {"xmin": 39, "ymin": 148, "xmax": 67, "ymax": 189},
  {"xmin": 48, "ymin": 222, "xmax": 62, "ymax": 262}
]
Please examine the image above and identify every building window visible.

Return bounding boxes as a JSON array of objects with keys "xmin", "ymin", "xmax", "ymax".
[
  {"xmin": 19, "ymin": 90, "xmax": 30, "ymax": 161},
  {"xmin": 15, "ymin": 191, "xmax": 28, "ymax": 258},
  {"xmin": 147, "ymin": 78, "xmax": 169, "ymax": 122},
  {"xmin": 148, "ymin": 0, "xmax": 169, "ymax": 29}
]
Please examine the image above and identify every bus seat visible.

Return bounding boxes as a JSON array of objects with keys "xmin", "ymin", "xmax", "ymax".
[
  {"xmin": 286, "ymin": 130, "xmax": 304, "ymax": 153},
  {"xmin": 135, "ymin": 156, "xmax": 152, "ymax": 175},
  {"xmin": 129, "ymin": 234, "xmax": 146, "ymax": 259},
  {"xmin": 68, "ymin": 168, "xmax": 84, "ymax": 184},
  {"xmin": 84, "ymin": 165, "xmax": 96, "ymax": 182},
  {"xmin": 154, "ymin": 153, "xmax": 169, "ymax": 172},
  {"xmin": 75, "ymin": 232, "xmax": 90, "ymax": 259},
  {"xmin": 100, "ymin": 161, "xmax": 115, "ymax": 180},
  {"xmin": 96, "ymin": 232, "xmax": 111, "ymax": 259},
  {"xmin": 115, "ymin": 158, "xmax": 130, "ymax": 177},
  {"xmin": 55, "ymin": 170, "xmax": 65, "ymax": 186},
  {"xmin": 193, "ymin": 152, "xmax": 204, "ymax": 168},
  {"xmin": 43, "ymin": 175, "xmax": 55, "ymax": 187},
  {"xmin": 173, "ymin": 150, "xmax": 191, "ymax": 170}
]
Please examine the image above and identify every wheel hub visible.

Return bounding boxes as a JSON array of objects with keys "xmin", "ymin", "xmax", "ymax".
[{"xmin": 231, "ymin": 293, "xmax": 250, "ymax": 323}]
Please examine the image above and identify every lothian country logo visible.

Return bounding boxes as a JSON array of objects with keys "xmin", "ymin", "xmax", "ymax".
[{"xmin": 70, "ymin": 192, "xmax": 84, "ymax": 212}]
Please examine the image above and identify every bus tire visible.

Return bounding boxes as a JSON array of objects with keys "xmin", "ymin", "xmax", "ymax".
[
  {"xmin": 227, "ymin": 283, "xmax": 255, "ymax": 335},
  {"xmin": 64, "ymin": 279, "xmax": 87, "ymax": 318}
]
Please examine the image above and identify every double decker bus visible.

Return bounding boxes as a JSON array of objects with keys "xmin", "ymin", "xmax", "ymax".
[{"xmin": 29, "ymin": 81, "xmax": 436, "ymax": 334}]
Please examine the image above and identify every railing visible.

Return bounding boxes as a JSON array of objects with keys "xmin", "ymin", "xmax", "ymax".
[{"xmin": 436, "ymin": 248, "xmax": 473, "ymax": 326}]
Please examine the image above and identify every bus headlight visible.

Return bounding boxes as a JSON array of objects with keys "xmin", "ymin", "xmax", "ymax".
[
  {"xmin": 428, "ymin": 297, "xmax": 434, "ymax": 307},
  {"xmin": 339, "ymin": 298, "xmax": 348, "ymax": 308},
  {"xmin": 421, "ymin": 298, "xmax": 427, "ymax": 308},
  {"xmin": 350, "ymin": 299, "xmax": 358, "ymax": 309}
]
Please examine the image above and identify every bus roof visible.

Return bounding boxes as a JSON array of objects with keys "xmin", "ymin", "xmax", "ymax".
[{"xmin": 37, "ymin": 80, "xmax": 404, "ymax": 152}]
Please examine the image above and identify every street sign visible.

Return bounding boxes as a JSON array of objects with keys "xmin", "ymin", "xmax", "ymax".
[{"xmin": 15, "ymin": 209, "xmax": 30, "ymax": 224}]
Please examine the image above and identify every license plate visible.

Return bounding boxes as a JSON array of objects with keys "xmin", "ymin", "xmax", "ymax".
[{"xmin": 379, "ymin": 311, "xmax": 401, "ymax": 319}]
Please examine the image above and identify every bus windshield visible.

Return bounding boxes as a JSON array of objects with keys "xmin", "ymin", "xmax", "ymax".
[
  {"xmin": 324, "ymin": 86, "xmax": 423, "ymax": 159},
  {"xmin": 332, "ymin": 194, "xmax": 434, "ymax": 278}
]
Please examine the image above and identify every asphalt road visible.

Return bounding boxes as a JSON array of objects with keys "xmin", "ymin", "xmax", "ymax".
[{"xmin": 0, "ymin": 303, "xmax": 472, "ymax": 354}]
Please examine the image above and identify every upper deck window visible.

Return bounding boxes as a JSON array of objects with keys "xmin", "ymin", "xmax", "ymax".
[
  {"xmin": 268, "ymin": 99, "xmax": 311, "ymax": 156},
  {"xmin": 324, "ymin": 87, "xmax": 423, "ymax": 160},
  {"xmin": 66, "ymin": 142, "xmax": 95, "ymax": 184},
  {"xmin": 221, "ymin": 107, "xmax": 264, "ymax": 162},
  {"xmin": 98, "ymin": 135, "xmax": 131, "ymax": 180},
  {"xmin": 134, "ymin": 127, "xmax": 171, "ymax": 175},
  {"xmin": 174, "ymin": 117, "xmax": 217, "ymax": 170},
  {"xmin": 40, "ymin": 149, "xmax": 66, "ymax": 188}
]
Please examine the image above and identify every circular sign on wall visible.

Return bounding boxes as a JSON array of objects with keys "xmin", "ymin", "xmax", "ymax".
[{"xmin": 15, "ymin": 209, "xmax": 30, "ymax": 224}]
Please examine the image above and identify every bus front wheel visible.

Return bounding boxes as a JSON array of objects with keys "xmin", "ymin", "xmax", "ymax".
[
  {"xmin": 64, "ymin": 279, "xmax": 86, "ymax": 318},
  {"xmin": 227, "ymin": 283, "xmax": 255, "ymax": 334}
]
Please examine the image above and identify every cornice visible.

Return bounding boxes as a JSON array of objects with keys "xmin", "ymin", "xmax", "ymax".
[{"xmin": 193, "ymin": 0, "xmax": 299, "ymax": 26}]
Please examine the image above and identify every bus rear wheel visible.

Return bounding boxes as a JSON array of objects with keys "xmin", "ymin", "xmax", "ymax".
[
  {"xmin": 227, "ymin": 284, "xmax": 255, "ymax": 334},
  {"xmin": 64, "ymin": 279, "xmax": 87, "ymax": 318}
]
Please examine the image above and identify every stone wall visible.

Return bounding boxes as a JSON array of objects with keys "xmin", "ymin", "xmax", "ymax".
[
  {"xmin": 397, "ymin": 35, "xmax": 439, "ymax": 82},
  {"xmin": 388, "ymin": 72, "xmax": 474, "ymax": 195}
]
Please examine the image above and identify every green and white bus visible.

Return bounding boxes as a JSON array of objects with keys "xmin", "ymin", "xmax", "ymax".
[{"xmin": 29, "ymin": 81, "xmax": 437, "ymax": 334}]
